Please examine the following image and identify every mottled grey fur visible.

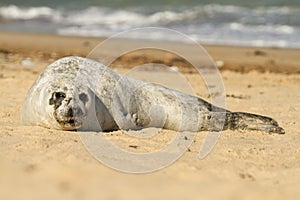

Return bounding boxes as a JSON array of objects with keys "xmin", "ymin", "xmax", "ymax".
[{"xmin": 21, "ymin": 56, "xmax": 285, "ymax": 134}]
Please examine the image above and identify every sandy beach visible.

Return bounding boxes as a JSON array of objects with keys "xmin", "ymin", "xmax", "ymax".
[{"xmin": 0, "ymin": 31, "xmax": 300, "ymax": 200}]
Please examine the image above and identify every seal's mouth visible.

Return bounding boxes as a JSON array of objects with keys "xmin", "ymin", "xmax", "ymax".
[{"xmin": 57, "ymin": 118, "xmax": 83, "ymax": 130}]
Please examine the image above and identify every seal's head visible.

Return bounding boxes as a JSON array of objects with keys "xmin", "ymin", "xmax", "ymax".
[{"xmin": 48, "ymin": 79, "xmax": 93, "ymax": 130}]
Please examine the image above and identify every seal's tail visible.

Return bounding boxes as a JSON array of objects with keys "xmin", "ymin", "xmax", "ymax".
[{"xmin": 224, "ymin": 112, "xmax": 285, "ymax": 134}]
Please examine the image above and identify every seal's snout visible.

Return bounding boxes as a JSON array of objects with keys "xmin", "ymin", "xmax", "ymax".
[
  {"xmin": 55, "ymin": 105, "xmax": 85, "ymax": 130},
  {"xmin": 50, "ymin": 92, "xmax": 86, "ymax": 130}
]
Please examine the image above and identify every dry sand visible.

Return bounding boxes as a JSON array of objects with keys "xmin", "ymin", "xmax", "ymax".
[{"xmin": 0, "ymin": 32, "xmax": 300, "ymax": 200}]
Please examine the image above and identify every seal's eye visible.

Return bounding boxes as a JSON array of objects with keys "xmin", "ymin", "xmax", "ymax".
[
  {"xmin": 49, "ymin": 92, "xmax": 66, "ymax": 105},
  {"xmin": 79, "ymin": 93, "xmax": 88, "ymax": 103}
]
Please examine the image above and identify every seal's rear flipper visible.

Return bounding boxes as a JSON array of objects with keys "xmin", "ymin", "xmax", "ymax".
[{"xmin": 225, "ymin": 112, "xmax": 285, "ymax": 134}]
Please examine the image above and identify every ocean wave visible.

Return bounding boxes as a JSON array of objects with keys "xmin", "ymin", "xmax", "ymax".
[
  {"xmin": 63, "ymin": 7, "xmax": 145, "ymax": 26},
  {"xmin": 229, "ymin": 23, "xmax": 294, "ymax": 34},
  {"xmin": 0, "ymin": 5, "xmax": 61, "ymax": 21},
  {"xmin": 61, "ymin": 7, "xmax": 197, "ymax": 27}
]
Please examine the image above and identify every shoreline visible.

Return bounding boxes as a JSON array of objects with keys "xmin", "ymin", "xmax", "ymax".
[{"xmin": 1, "ymin": 31, "xmax": 300, "ymax": 73}]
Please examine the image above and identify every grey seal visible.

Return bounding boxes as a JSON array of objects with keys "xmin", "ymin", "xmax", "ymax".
[{"xmin": 21, "ymin": 56, "xmax": 285, "ymax": 134}]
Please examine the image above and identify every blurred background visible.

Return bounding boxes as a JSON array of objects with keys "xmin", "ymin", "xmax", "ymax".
[{"xmin": 0, "ymin": 0, "xmax": 299, "ymax": 48}]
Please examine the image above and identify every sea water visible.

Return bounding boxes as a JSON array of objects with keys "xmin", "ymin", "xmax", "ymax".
[{"xmin": 0, "ymin": 0, "xmax": 299, "ymax": 48}]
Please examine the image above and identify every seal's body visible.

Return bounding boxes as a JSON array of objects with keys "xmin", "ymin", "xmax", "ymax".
[{"xmin": 21, "ymin": 56, "xmax": 284, "ymax": 134}]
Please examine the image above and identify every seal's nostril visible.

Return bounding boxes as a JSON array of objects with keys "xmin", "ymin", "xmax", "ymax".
[
  {"xmin": 67, "ymin": 107, "xmax": 73, "ymax": 117},
  {"xmin": 65, "ymin": 98, "xmax": 72, "ymax": 105},
  {"xmin": 75, "ymin": 107, "xmax": 83, "ymax": 116},
  {"xmin": 67, "ymin": 107, "xmax": 83, "ymax": 117}
]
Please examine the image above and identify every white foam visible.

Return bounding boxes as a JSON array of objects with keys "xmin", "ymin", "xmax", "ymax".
[
  {"xmin": 229, "ymin": 22, "xmax": 294, "ymax": 35},
  {"xmin": 63, "ymin": 7, "xmax": 198, "ymax": 27},
  {"xmin": 64, "ymin": 7, "xmax": 146, "ymax": 26},
  {"xmin": 0, "ymin": 5, "xmax": 61, "ymax": 20}
]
